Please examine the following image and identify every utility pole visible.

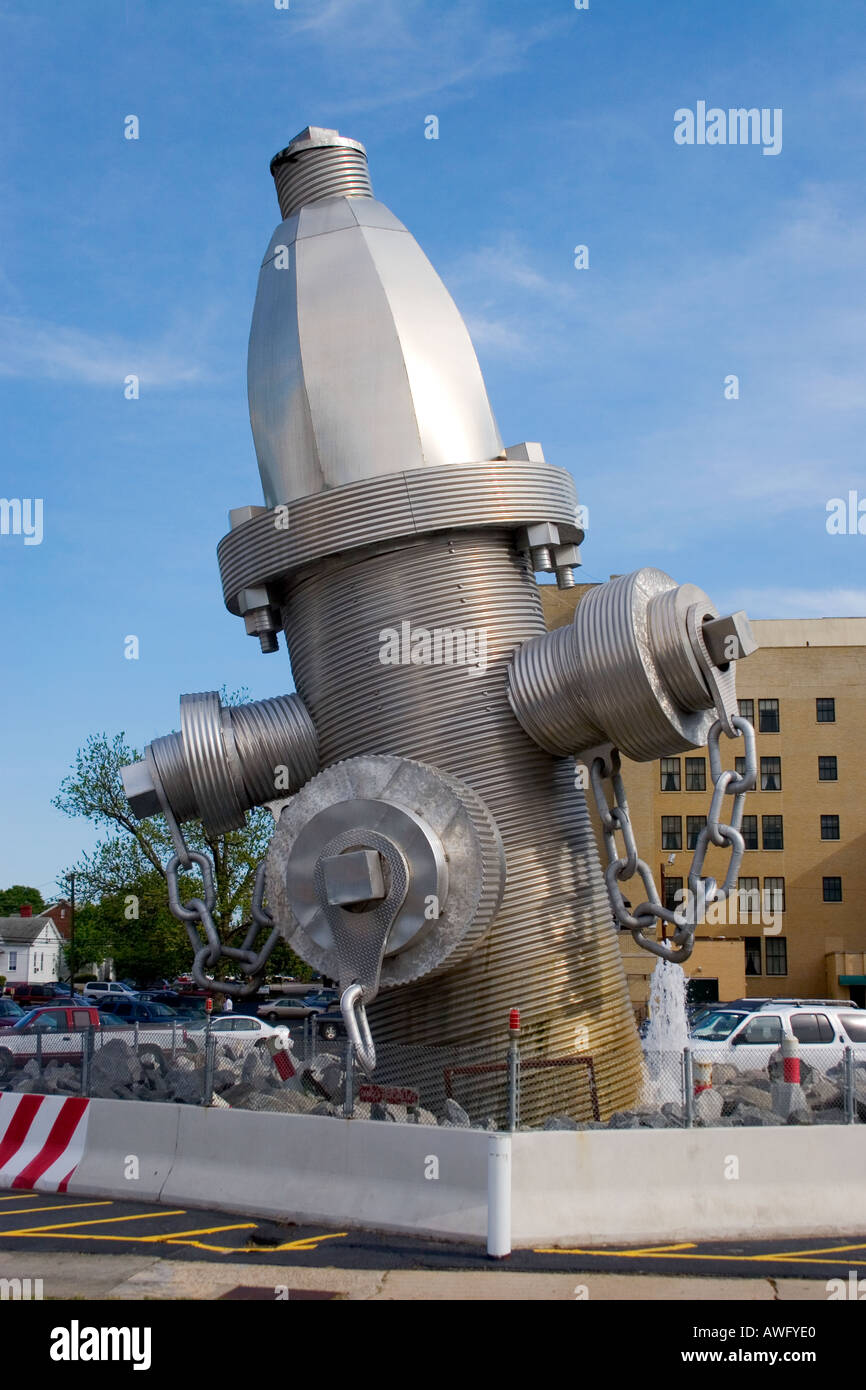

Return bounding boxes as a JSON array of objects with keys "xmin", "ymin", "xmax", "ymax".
[{"xmin": 66, "ymin": 872, "xmax": 75, "ymax": 988}]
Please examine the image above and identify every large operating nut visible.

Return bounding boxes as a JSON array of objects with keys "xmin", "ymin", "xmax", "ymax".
[
  {"xmin": 121, "ymin": 759, "xmax": 162, "ymax": 820},
  {"xmin": 321, "ymin": 849, "xmax": 386, "ymax": 907},
  {"xmin": 702, "ymin": 611, "xmax": 757, "ymax": 667}
]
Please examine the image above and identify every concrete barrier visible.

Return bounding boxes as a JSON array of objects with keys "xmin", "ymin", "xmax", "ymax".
[
  {"xmin": 15, "ymin": 1095, "xmax": 866, "ymax": 1248},
  {"xmin": 67, "ymin": 1100, "xmax": 180, "ymax": 1203},
  {"xmin": 510, "ymin": 1126, "xmax": 866, "ymax": 1246},
  {"xmin": 162, "ymin": 1104, "xmax": 489, "ymax": 1239}
]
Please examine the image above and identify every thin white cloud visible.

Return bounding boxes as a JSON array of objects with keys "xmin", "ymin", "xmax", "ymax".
[
  {"xmin": 269, "ymin": 0, "xmax": 566, "ymax": 111},
  {"xmin": 718, "ymin": 586, "xmax": 866, "ymax": 620},
  {"xmin": 0, "ymin": 314, "xmax": 212, "ymax": 387}
]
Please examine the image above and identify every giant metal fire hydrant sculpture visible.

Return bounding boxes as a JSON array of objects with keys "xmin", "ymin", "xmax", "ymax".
[{"xmin": 121, "ymin": 128, "xmax": 757, "ymax": 1118}]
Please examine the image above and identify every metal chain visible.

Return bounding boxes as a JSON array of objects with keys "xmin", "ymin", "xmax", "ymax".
[
  {"xmin": 589, "ymin": 714, "xmax": 757, "ymax": 964},
  {"xmin": 164, "ymin": 827, "xmax": 282, "ymax": 997}
]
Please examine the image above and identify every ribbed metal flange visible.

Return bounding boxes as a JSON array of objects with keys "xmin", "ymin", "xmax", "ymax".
[
  {"xmin": 217, "ymin": 460, "xmax": 583, "ymax": 615},
  {"xmin": 128, "ymin": 691, "xmax": 319, "ymax": 838},
  {"xmin": 180, "ymin": 693, "xmax": 247, "ymax": 837},
  {"xmin": 508, "ymin": 568, "xmax": 719, "ymax": 762},
  {"xmin": 270, "ymin": 128, "xmax": 372, "ymax": 219}
]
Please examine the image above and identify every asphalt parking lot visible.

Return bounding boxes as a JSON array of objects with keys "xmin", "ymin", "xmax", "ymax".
[{"xmin": 0, "ymin": 1190, "xmax": 863, "ymax": 1296}]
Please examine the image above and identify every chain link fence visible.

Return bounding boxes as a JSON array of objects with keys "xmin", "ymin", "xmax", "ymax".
[{"xmin": 0, "ymin": 1021, "xmax": 863, "ymax": 1130}]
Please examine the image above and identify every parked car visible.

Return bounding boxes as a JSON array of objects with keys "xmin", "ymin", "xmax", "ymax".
[
  {"xmin": 0, "ymin": 998, "xmax": 25, "ymax": 1022},
  {"xmin": 0, "ymin": 1005, "xmax": 186, "ymax": 1080},
  {"xmin": 186, "ymin": 1015, "xmax": 291, "ymax": 1045},
  {"xmin": 690, "ymin": 1004, "xmax": 866, "ymax": 1074},
  {"xmin": 95, "ymin": 997, "xmax": 181, "ymax": 1025},
  {"xmin": 257, "ymin": 994, "xmax": 319, "ymax": 1022},
  {"xmin": 4, "ymin": 983, "xmax": 76, "ymax": 1008},
  {"xmin": 139, "ymin": 989, "xmax": 209, "ymax": 1018},
  {"xmin": 303, "ymin": 989, "xmax": 340, "ymax": 1011},
  {"xmin": 83, "ymin": 981, "xmax": 138, "ymax": 1002},
  {"xmin": 312, "ymin": 1008, "xmax": 347, "ymax": 1043}
]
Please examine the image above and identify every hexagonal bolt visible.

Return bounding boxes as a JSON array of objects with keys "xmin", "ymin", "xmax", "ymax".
[
  {"xmin": 702, "ymin": 611, "xmax": 758, "ymax": 667},
  {"xmin": 321, "ymin": 849, "xmax": 386, "ymax": 907},
  {"xmin": 531, "ymin": 546, "xmax": 554, "ymax": 573},
  {"xmin": 120, "ymin": 760, "xmax": 162, "ymax": 820},
  {"xmin": 229, "ymin": 505, "xmax": 268, "ymax": 530},
  {"xmin": 505, "ymin": 442, "xmax": 546, "ymax": 463}
]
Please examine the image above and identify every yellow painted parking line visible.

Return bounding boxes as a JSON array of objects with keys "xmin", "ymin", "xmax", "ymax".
[
  {"xmin": 0, "ymin": 1209, "xmax": 187, "ymax": 1237},
  {"xmin": 241, "ymin": 1232, "xmax": 349, "ymax": 1253},
  {"xmin": 0, "ymin": 1192, "xmax": 72, "ymax": 1203},
  {"xmin": 534, "ymin": 1241, "xmax": 866, "ymax": 1266},
  {"xmin": 0, "ymin": 1201, "xmax": 114, "ymax": 1219},
  {"xmin": 750, "ymin": 1241, "xmax": 866, "ymax": 1260}
]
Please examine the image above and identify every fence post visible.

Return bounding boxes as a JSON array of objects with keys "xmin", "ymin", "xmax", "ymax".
[
  {"xmin": 311, "ymin": 1013, "xmax": 319, "ymax": 1057},
  {"xmin": 203, "ymin": 1029, "xmax": 216, "ymax": 1106},
  {"xmin": 682, "ymin": 1046, "xmax": 694, "ymax": 1129},
  {"xmin": 844, "ymin": 1046, "xmax": 856, "ymax": 1124},
  {"xmin": 303, "ymin": 1015, "xmax": 310, "ymax": 1063},
  {"xmin": 343, "ymin": 1041, "xmax": 355, "ymax": 1119},
  {"xmin": 81, "ymin": 1027, "xmax": 93, "ymax": 1097},
  {"xmin": 36, "ymin": 1028, "xmax": 42, "ymax": 1069},
  {"xmin": 507, "ymin": 1007, "xmax": 521, "ymax": 1132}
]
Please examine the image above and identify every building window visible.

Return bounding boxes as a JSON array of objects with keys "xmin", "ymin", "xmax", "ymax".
[
  {"xmin": 823, "ymin": 877, "xmax": 843, "ymax": 903},
  {"xmin": 660, "ymin": 757, "xmax": 680, "ymax": 792},
  {"xmin": 744, "ymin": 937, "xmax": 762, "ymax": 976},
  {"xmin": 758, "ymin": 698, "xmax": 780, "ymax": 733},
  {"xmin": 735, "ymin": 756, "xmax": 746, "ymax": 778},
  {"xmin": 738, "ymin": 698, "xmax": 754, "ymax": 722},
  {"xmin": 663, "ymin": 876, "xmax": 683, "ymax": 911},
  {"xmin": 738, "ymin": 877, "xmax": 761, "ymax": 917},
  {"xmin": 741, "ymin": 815, "xmax": 758, "ymax": 850},
  {"xmin": 763, "ymin": 877, "xmax": 785, "ymax": 913},
  {"xmin": 8, "ymin": 952, "xmax": 16, "ymax": 970},
  {"xmin": 816, "ymin": 698, "xmax": 836, "ymax": 723},
  {"xmin": 661, "ymin": 816, "xmax": 682, "ymax": 850},
  {"xmin": 684, "ymin": 757, "xmax": 706, "ymax": 791},
  {"xmin": 760, "ymin": 756, "xmax": 782, "ymax": 791},
  {"xmin": 686, "ymin": 815, "xmax": 706, "ymax": 850},
  {"xmin": 762, "ymin": 815, "xmax": 784, "ymax": 850},
  {"xmin": 820, "ymin": 814, "xmax": 840, "ymax": 841},
  {"xmin": 765, "ymin": 936, "xmax": 788, "ymax": 976},
  {"xmin": 818, "ymin": 755, "xmax": 838, "ymax": 781}
]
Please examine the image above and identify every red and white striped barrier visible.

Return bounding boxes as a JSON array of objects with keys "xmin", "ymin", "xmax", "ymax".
[{"xmin": 0, "ymin": 1093, "xmax": 90, "ymax": 1192}]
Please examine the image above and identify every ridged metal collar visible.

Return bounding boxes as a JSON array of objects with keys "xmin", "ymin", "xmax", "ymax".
[{"xmin": 270, "ymin": 126, "xmax": 372, "ymax": 218}]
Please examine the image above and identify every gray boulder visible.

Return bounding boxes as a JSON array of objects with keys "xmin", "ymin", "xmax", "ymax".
[{"xmin": 440, "ymin": 1098, "xmax": 471, "ymax": 1128}]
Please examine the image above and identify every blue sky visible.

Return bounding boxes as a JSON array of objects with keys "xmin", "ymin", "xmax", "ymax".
[{"xmin": 0, "ymin": 0, "xmax": 863, "ymax": 894}]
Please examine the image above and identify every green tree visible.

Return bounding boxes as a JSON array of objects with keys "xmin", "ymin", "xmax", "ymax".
[
  {"xmin": 0, "ymin": 885, "xmax": 46, "ymax": 915},
  {"xmin": 53, "ymin": 703, "xmax": 308, "ymax": 987}
]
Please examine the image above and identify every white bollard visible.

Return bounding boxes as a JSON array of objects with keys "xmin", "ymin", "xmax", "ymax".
[{"xmin": 487, "ymin": 1133, "xmax": 512, "ymax": 1259}]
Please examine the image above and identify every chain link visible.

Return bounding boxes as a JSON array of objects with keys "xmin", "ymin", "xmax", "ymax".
[
  {"xmin": 164, "ymin": 835, "xmax": 282, "ymax": 997},
  {"xmin": 589, "ymin": 714, "xmax": 757, "ymax": 964}
]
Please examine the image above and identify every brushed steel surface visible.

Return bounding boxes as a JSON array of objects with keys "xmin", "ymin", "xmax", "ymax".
[
  {"xmin": 267, "ymin": 754, "xmax": 506, "ymax": 989},
  {"xmin": 280, "ymin": 530, "xmax": 644, "ymax": 1119},
  {"xmin": 217, "ymin": 459, "xmax": 582, "ymax": 613},
  {"xmin": 247, "ymin": 188, "xmax": 503, "ymax": 507},
  {"xmin": 508, "ymin": 569, "xmax": 720, "ymax": 762}
]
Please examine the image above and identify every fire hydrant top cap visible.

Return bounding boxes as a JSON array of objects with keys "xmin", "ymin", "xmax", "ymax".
[{"xmin": 270, "ymin": 126, "xmax": 367, "ymax": 174}]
